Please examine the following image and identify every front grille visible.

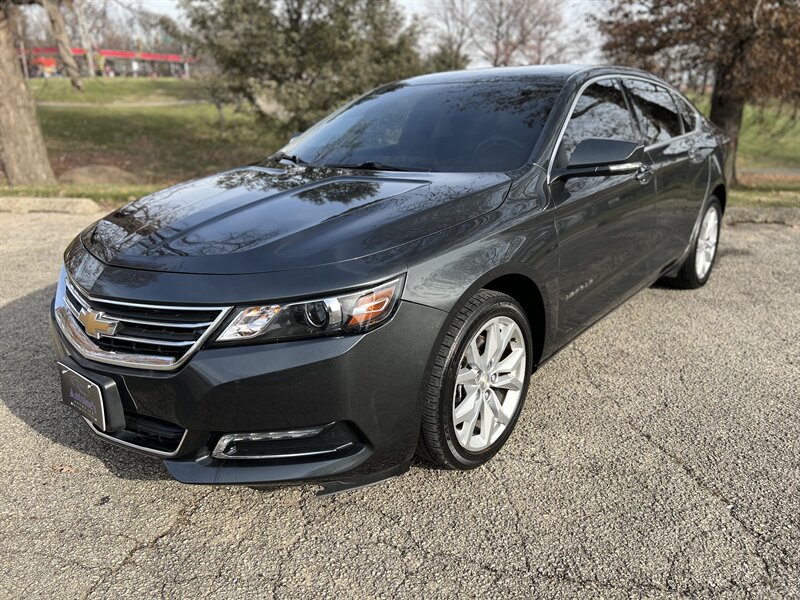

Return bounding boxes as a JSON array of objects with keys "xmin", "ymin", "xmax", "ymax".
[{"xmin": 59, "ymin": 278, "xmax": 231, "ymax": 370}]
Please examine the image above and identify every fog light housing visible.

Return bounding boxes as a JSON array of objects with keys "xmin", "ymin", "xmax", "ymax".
[{"xmin": 212, "ymin": 423, "xmax": 358, "ymax": 460}]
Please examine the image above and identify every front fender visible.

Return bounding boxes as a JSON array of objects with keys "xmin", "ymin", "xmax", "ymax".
[{"xmin": 402, "ymin": 196, "xmax": 560, "ymax": 363}]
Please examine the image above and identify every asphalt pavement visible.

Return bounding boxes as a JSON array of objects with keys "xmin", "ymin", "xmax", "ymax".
[{"xmin": 0, "ymin": 207, "xmax": 798, "ymax": 598}]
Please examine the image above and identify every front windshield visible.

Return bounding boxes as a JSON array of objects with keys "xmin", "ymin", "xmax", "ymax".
[{"xmin": 281, "ymin": 79, "xmax": 562, "ymax": 173}]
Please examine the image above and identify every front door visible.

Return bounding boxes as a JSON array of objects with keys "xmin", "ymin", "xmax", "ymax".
[{"xmin": 547, "ymin": 78, "xmax": 656, "ymax": 338}]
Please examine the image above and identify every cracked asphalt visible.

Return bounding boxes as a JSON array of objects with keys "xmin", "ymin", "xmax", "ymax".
[{"xmin": 0, "ymin": 207, "xmax": 798, "ymax": 598}]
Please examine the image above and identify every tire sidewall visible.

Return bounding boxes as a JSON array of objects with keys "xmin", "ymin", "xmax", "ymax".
[
  {"xmin": 439, "ymin": 298, "xmax": 533, "ymax": 469},
  {"xmin": 694, "ymin": 197, "xmax": 722, "ymax": 285}
]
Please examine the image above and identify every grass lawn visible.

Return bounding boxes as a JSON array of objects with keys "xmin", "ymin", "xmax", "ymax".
[
  {"xmin": 728, "ymin": 174, "xmax": 800, "ymax": 208},
  {"xmin": 0, "ymin": 183, "xmax": 161, "ymax": 205},
  {"xmin": 29, "ymin": 77, "xmax": 205, "ymax": 104},
  {"xmin": 37, "ymin": 103, "xmax": 283, "ymax": 184},
  {"xmin": 737, "ymin": 109, "xmax": 800, "ymax": 171},
  {"xmin": 688, "ymin": 95, "xmax": 800, "ymax": 170},
  {"xmin": 25, "ymin": 78, "xmax": 285, "ymax": 188}
]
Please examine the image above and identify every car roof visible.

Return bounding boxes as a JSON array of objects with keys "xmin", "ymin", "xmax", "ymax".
[
  {"xmin": 402, "ymin": 64, "xmax": 663, "ymax": 88},
  {"xmin": 403, "ymin": 64, "xmax": 586, "ymax": 86}
]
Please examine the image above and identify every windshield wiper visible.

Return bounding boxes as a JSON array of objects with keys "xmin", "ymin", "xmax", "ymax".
[
  {"xmin": 268, "ymin": 151, "xmax": 312, "ymax": 167},
  {"xmin": 324, "ymin": 161, "xmax": 420, "ymax": 172}
]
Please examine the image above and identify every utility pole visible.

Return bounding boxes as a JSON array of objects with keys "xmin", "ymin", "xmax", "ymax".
[{"xmin": 72, "ymin": 0, "xmax": 94, "ymax": 77}]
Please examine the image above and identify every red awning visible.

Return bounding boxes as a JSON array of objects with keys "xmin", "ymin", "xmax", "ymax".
[
  {"xmin": 27, "ymin": 47, "xmax": 196, "ymax": 64},
  {"xmin": 31, "ymin": 56, "xmax": 57, "ymax": 67}
]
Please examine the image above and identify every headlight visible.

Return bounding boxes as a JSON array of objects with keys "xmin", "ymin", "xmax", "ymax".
[{"xmin": 215, "ymin": 276, "xmax": 404, "ymax": 343}]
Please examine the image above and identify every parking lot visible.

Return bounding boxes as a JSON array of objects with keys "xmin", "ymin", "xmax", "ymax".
[{"xmin": 1, "ymin": 207, "xmax": 798, "ymax": 598}]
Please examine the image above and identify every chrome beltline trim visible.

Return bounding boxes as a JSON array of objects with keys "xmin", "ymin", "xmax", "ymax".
[{"xmin": 83, "ymin": 417, "xmax": 189, "ymax": 458}]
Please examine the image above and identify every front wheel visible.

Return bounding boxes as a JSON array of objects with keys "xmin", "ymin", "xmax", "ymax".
[
  {"xmin": 416, "ymin": 290, "xmax": 533, "ymax": 469},
  {"xmin": 671, "ymin": 196, "xmax": 722, "ymax": 289}
]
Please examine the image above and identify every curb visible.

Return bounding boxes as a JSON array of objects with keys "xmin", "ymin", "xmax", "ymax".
[
  {"xmin": 0, "ymin": 196, "xmax": 101, "ymax": 215},
  {"xmin": 725, "ymin": 206, "xmax": 800, "ymax": 228}
]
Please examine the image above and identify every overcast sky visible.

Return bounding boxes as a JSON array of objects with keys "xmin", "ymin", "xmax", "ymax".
[{"xmin": 124, "ymin": 0, "xmax": 603, "ymax": 63}]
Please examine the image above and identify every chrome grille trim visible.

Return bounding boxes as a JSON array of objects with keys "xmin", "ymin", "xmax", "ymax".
[
  {"xmin": 102, "ymin": 334, "xmax": 196, "ymax": 347},
  {"xmin": 65, "ymin": 278, "xmax": 225, "ymax": 313},
  {"xmin": 63, "ymin": 294, "xmax": 82, "ymax": 318},
  {"xmin": 54, "ymin": 271, "xmax": 232, "ymax": 371},
  {"xmin": 93, "ymin": 315, "xmax": 216, "ymax": 329}
]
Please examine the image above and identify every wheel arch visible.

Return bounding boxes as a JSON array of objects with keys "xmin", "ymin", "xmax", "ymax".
[
  {"xmin": 478, "ymin": 271, "xmax": 549, "ymax": 370},
  {"xmin": 712, "ymin": 183, "xmax": 726, "ymax": 214}
]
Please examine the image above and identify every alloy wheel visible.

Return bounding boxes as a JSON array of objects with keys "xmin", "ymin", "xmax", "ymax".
[
  {"xmin": 452, "ymin": 316, "xmax": 527, "ymax": 452},
  {"xmin": 695, "ymin": 205, "xmax": 720, "ymax": 280}
]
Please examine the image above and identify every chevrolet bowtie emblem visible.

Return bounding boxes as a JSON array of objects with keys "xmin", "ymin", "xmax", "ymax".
[{"xmin": 77, "ymin": 308, "xmax": 119, "ymax": 339}]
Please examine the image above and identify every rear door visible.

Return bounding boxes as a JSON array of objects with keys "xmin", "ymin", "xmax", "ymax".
[
  {"xmin": 548, "ymin": 78, "xmax": 656, "ymax": 338},
  {"xmin": 621, "ymin": 78, "xmax": 708, "ymax": 269},
  {"xmin": 672, "ymin": 91, "xmax": 714, "ymax": 248}
]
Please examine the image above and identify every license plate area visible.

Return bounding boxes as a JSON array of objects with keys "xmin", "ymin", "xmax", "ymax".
[{"xmin": 57, "ymin": 360, "xmax": 125, "ymax": 432}]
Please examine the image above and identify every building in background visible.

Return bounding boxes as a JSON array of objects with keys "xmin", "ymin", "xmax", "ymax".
[{"xmin": 18, "ymin": 46, "xmax": 194, "ymax": 78}]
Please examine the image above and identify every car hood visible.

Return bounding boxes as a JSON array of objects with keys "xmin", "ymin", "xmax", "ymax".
[{"xmin": 81, "ymin": 166, "xmax": 512, "ymax": 275}]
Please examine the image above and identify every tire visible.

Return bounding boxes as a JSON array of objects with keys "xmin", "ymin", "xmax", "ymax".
[
  {"xmin": 416, "ymin": 289, "xmax": 533, "ymax": 469},
  {"xmin": 670, "ymin": 196, "xmax": 722, "ymax": 289}
]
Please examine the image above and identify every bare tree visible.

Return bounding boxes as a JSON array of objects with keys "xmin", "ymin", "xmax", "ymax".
[
  {"xmin": 598, "ymin": 0, "xmax": 800, "ymax": 184},
  {"xmin": 471, "ymin": 0, "xmax": 528, "ymax": 67},
  {"xmin": 429, "ymin": 0, "xmax": 474, "ymax": 70},
  {"xmin": 430, "ymin": 0, "xmax": 579, "ymax": 68},
  {"xmin": 0, "ymin": 2, "xmax": 55, "ymax": 184},
  {"xmin": 518, "ymin": 2, "xmax": 589, "ymax": 64}
]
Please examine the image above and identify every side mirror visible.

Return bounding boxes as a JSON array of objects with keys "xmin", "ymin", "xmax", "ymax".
[{"xmin": 552, "ymin": 138, "xmax": 644, "ymax": 182}]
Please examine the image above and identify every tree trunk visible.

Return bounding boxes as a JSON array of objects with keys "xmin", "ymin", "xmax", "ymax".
[
  {"xmin": 0, "ymin": 5, "xmax": 55, "ymax": 185},
  {"xmin": 42, "ymin": 0, "xmax": 82, "ymax": 90},
  {"xmin": 709, "ymin": 65, "xmax": 746, "ymax": 187},
  {"xmin": 72, "ymin": 0, "xmax": 95, "ymax": 77},
  {"xmin": 214, "ymin": 100, "xmax": 225, "ymax": 129}
]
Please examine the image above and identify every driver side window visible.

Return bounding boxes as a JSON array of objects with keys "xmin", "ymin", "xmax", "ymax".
[{"xmin": 556, "ymin": 79, "xmax": 637, "ymax": 169}]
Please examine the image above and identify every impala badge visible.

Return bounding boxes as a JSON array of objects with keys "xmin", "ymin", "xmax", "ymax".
[
  {"xmin": 563, "ymin": 278, "xmax": 595, "ymax": 301},
  {"xmin": 77, "ymin": 308, "xmax": 119, "ymax": 339}
]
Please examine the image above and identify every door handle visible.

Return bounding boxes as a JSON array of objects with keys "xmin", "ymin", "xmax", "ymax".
[
  {"xmin": 688, "ymin": 148, "xmax": 703, "ymax": 163},
  {"xmin": 635, "ymin": 164, "xmax": 653, "ymax": 185}
]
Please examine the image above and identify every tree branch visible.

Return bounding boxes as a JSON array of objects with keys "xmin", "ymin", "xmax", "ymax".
[{"xmin": 41, "ymin": 0, "xmax": 83, "ymax": 90}]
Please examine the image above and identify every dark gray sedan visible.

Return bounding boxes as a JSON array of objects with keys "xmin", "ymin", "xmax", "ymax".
[{"xmin": 51, "ymin": 65, "xmax": 730, "ymax": 493}]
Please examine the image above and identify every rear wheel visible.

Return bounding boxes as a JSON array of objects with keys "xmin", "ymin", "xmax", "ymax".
[
  {"xmin": 671, "ymin": 196, "xmax": 721, "ymax": 289},
  {"xmin": 417, "ymin": 290, "xmax": 533, "ymax": 469}
]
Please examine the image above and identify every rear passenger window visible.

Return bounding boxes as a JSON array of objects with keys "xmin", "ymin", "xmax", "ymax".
[
  {"xmin": 674, "ymin": 95, "xmax": 696, "ymax": 133},
  {"xmin": 623, "ymin": 79, "xmax": 682, "ymax": 145},
  {"xmin": 556, "ymin": 79, "xmax": 637, "ymax": 168}
]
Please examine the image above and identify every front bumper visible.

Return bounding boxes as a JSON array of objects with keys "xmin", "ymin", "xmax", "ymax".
[{"xmin": 51, "ymin": 298, "xmax": 446, "ymax": 490}]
